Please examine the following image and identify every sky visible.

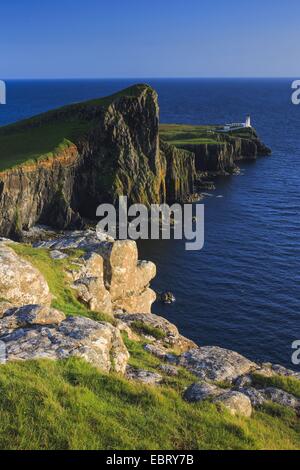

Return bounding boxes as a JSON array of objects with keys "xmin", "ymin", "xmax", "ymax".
[{"xmin": 0, "ymin": 0, "xmax": 299, "ymax": 79}]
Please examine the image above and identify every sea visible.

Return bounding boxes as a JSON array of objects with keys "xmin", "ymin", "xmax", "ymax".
[{"xmin": 0, "ymin": 78, "xmax": 299, "ymax": 368}]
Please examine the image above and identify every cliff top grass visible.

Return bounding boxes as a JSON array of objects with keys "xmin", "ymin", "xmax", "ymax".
[
  {"xmin": 0, "ymin": 84, "xmax": 152, "ymax": 172},
  {"xmin": 159, "ymin": 123, "xmax": 255, "ymax": 148}
]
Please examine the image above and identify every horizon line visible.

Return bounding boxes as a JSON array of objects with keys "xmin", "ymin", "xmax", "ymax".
[{"xmin": 1, "ymin": 76, "xmax": 298, "ymax": 81}]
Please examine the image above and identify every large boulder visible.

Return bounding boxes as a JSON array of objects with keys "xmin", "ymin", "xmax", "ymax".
[
  {"xmin": 178, "ymin": 346, "xmax": 257, "ymax": 382},
  {"xmin": 184, "ymin": 381, "xmax": 252, "ymax": 417},
  {"xmin": 0, "ymin": 243, "xmax": 51, "ymax": 317},
  {"xmin": 0, "ymin": 314, "xmax": 129, "ymax": 374},
  {"xmin": 213, "ymin": 391, "xmax": 252, "ymax": 417},
  {"xmin": 0, "ymin": 305, "xmax": 65, "ymax": 336}
]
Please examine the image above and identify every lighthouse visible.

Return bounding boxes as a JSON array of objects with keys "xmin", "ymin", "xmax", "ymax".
[{"xmin": 245, "ymin": 115, "xmax": 251, "ymax": 128}]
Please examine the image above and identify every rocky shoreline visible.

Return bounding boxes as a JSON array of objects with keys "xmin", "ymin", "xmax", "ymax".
[{"xmin": 0, "ymin": 229, "xmax": 299, "ymax": 419}]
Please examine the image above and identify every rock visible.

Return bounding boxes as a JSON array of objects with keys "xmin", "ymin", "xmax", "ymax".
[
  {"xmin": 258, "ymin": 363, "xmax": 300, "ymax": 380},
  {"xmin": 158, "ymin": 364, "xmax": 179, "ymax": 376},
  {"xmin": 126, "ymin": 366, "xmax": 162, "ymax": 385},
  {"xmin": 1, "ymin": 315, "xmax": 129, "ymax": 374},
  {"xmin": 234, "ymin": 374, "xmax": 253, "ymax": 389},
  {"xmin": 71, "ymin": 251, "xmax": 112, "ymax": 314},
  {"xmin": 262, "ymin": 388, "xmax": 300, "ymax": 410},
  {"xmin": 178, "ymin": 346, "xmax": 257, "ymax": 382},
  {"xmin": 35, "ymin": 230, "xmax": 114, "ymax": 251},
  {"xmin": 184, "ymin": 382, "xmax": 223, "ymax": 402},
  {"xmin": 213, "ymin": 391, "xmax": 252, "ymax": 417},
  {"xmin": 144, "ymin": 343, "xmax": 171, "ymax": 360},
  {"xmin": 0, "ymin": 243, "xmax": 52, "ymax": 316},
  {"xmin": 96, "ymin": 241, "xmax": 156, "ymax": 314},
  {"xmin": 50, "ymin": 250, "xmax": 68, "ymax": 260},
  {"xmin": 0, "ymin": 305, "xmax": 65, "ymax": 336},
  {"xmin": 238, "ymin": 387, "xmax": 266, "ymax": 407},
  {"xmin": 116, "ymin": 312, "xmax": 196, "ymax": 350},
  {"xmin": 157, "ymin": 291, "xmax": 176, "ymax": 304}
]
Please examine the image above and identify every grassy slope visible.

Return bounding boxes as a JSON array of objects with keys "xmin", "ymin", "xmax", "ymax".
[
  {"xmin": 0, "ymin": 244, "xmax": 298, "ymax": 450},
  {"xmin": 159, "ymin": 124, "xmax": 254, "ymax": 147},
  {"xmin": 0, "ymin": 84, "xmax": 150, "ymax": 172}
]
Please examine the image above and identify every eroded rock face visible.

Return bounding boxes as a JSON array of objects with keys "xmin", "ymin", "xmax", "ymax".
[
  {"xmin": 0, "ymin": 243, "xmax": 52, "ymax": 317},
  {"xmin": 0, "ymin": 313, "xmax": 129, "ymax": 374},
  {"xmin": 0, "ymin": 305, "xmax": 65, "ymax": 336},
  {"xmin": 179, "ymin": 346, "xmax": 257, "ymax": 382}
]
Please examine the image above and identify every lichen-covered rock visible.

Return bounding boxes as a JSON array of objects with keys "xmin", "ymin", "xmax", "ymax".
[
  {"xmin": 179, "ymin": 346, "xmax": 257, "ymax": 382},
  {"xmin": 184, "ymin": 382, "xmax": 223, "ymax": 402},
  {"xmin": 262, "ymin": 388, "xmax": 300, "ymax": 410},
  {"xmin": 126, "ymin": 366, "xmax": 162, "ymax": 385},
  {"xmin": 184, "ymin": 382, "xmax": 252, "ymax": 417},
  {"xmin": 0, "ymin": 314, "xmax": 129, "ymax": 374},
  {"xmin": 0, "ymin": 243, "xmax": 51, "ymax": 316},
  {"xmin": 0, "ymin": 305, "xmax": 65, "ymax": 336},
  {"xmin": 258, "ymin": 363, "xmax": 300, "ymax": 380},
  {"xmin": 213, "ymin": 391, "xmax": 252, "ymax": 417},
  {"xmin": 237, "ymin": 387, "xmax": 266, "ymax": 407}
]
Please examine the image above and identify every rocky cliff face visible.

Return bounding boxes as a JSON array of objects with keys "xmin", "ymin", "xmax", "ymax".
[
  {"xmin": 177, "ymin": 129, "xmax": 272, "ymax": 175},
  {"xmin": 0, "ymin": 85, "xmax": 196, "ymax": 238}
]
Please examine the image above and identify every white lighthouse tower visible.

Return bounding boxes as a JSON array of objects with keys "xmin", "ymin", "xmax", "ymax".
[{"xmin": 245, "ymin": 115, "xmax": 251, "ymax": 128}]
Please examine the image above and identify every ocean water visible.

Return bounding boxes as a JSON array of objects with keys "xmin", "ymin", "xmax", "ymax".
[{"xmin": 0, "ymin": 78, "xmax": 299, "ymax": 367}]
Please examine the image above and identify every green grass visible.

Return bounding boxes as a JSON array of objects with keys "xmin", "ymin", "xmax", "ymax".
[
  {"xmin": 10, "ymin": 243, "xmax": 114, "ymax": 323},
  {"xmin": 159, "ymin": 124, "xmax": 255, "ymax": 149},
  {"xmin": 252, "ymin": 373, "xmax": 300, "ymax": 399},
  {"xmin": 0, "ymin": 84, "xmax": 152, "ymax": 172},
  {"xmin": 130, "ymin": 320, "xmax": 167, "ymax": 340},
  {"xmin": 0, "ymin": 353, "xmax": 299, "ymax": 450}
]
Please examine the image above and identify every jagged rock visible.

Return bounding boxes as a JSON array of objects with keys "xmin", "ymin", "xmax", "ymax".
[
  {"xmin": 115, "ymin": 320, "xmax": 140, "ymax": 342},
  {"xmin": 238, "ymin": 387, "xmax": 266, "ymax": 407},
  {"xmin": 0, "ymin": 305, "xmax": 65, "ymax": 336},
  {"xmin": 144, "ymin": 343, "xmax": 170, "ymax": 360},
  {"xmin": 158, "ymin": 364, "xmax": 179, "ymax": 376},
  {"xmin": 262, "ymin": 388, "xmax": 300, "ymax": 410},
  {"xmin": 126, "ymin": 366, "xmax": 162, "ymax": 385},
  {"xmin": 184, "ymin": 382, "xmax": 223, "ymax": 402},
  {"xmin": 213, "ymin": 391, "xmax": 252, "ymax": 417},
  {"xmin": 178, "ymin": 346, "xmax": 257, "ymax": 382},
  {"xmin": 0, "ymin": 243, "xmax": 51, "ymax": 316},
  {"xmin": 0, "ymin": 315, "xmax": 129, "ymax": 374},
  {"xmin": 116, "ymin": 312, "xmax": 196, "ymax": 351}
]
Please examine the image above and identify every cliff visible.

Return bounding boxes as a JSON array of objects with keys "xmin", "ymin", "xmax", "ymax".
[
  {"xmin": 0, "ymin": 85, "xmax": 196, "ymax": 238},
  {"xmin": 160, "ymin": 124, "xmax": 271, "ymax": 175}
]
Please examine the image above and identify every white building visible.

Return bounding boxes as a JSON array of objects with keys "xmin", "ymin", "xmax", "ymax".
[{"xmin": 222, "ymin": 115, "xmax": 251, "ymax": 132}]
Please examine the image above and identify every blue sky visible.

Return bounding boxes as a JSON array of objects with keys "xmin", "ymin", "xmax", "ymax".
[{"xmin": 0, "ymin": 0, "xmax": 299, "ymax": 78}]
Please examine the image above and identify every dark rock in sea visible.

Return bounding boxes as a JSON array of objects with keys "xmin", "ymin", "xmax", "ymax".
[{"xmin": 157, "ymin": 291, "xmax": 176, "ymax": 304}]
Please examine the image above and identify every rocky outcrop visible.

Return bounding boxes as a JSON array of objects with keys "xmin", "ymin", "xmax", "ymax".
[
  {"xmin": 0, "ymin": 242, "xmax": 51, "ymax": 317},
  {"xmin": 178, "ymin": 346, "xmax": 257, "ymax": 382},
  {"xmin": 0, "ymin": 306, "xmax": 129, "ymax": 373}
]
